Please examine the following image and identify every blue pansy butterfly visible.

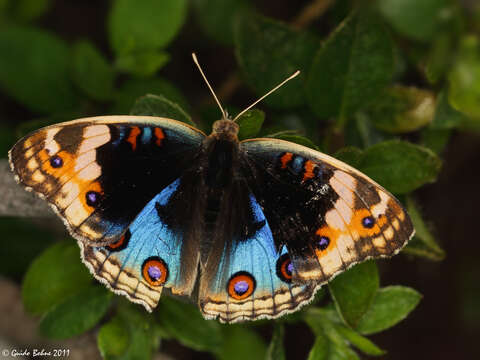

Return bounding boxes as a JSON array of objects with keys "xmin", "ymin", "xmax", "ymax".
[{"xmin": 9, "ymin": 55, "xmax": 414, "ymax": 323}]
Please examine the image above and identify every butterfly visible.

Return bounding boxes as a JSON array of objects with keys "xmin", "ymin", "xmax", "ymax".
[{"xmin": 8, "ymin": 55, "xmax": 414, "ymax": 323}]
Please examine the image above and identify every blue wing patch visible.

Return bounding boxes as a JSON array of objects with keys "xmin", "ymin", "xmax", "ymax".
[
  {"xmin": 80, "ymin": 178, "xmax": 198, "ymax": 311},
  {"xmin": 199, "ymin": 194, "xmax": 317, "ymax": 323}
]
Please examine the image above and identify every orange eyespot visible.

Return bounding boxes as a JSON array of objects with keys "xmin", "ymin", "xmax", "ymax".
[
  {"xmin": 106, "ymin": 230, "xmax": 131, "ymax": 252},
  {"xmin": 227, "ymin": 272, "xmax": 256, "ymax": 300},
  {"xmin": 142, "ymin": 257, "xmax": 168, "ymax": 286},
  {"xmin": 276, "ymin": 254, "xmax": 293, "ymax": 283}
]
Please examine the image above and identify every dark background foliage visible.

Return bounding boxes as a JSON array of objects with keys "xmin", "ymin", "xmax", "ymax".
[{"xmin": 0, "ymin": 0, "xmax": 479, "ymax": 359}]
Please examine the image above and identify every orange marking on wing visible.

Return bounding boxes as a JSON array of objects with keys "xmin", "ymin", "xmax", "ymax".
[
  {"xmin": 228, "ymin": 273, "xmax": 255, "ymax": 300},
  {"xmin": 78, "ymin": 181, "xmax": 103, "ymax": 213},
  {"xmin": 107, "ymin": 235, "xmax": 126, "ymax": 250},
  {"xmin": 127, "ymin": 127, "xmax": 141, "ymax": 150},
  {"xmin": 280, "ymin": 152, "xmax": 293, "ymax": 169},
  {"xmin": 350, "ymin": 208, "xmax": 388, "ymax": 238},
  {"xmin": 315, "ymin": 226, "xmax": 341, "ymax": 257},
  {"xmin": 154, "ymin": 127, "xmax": 165, "ymax": 146},
  {"xmin": 142, "ymin": 259, "xmax": 168, "ymax": 286},
  {"xmin": 302, "ymin": 160, "xmax": 316, "ymax": 181},
  {"xmin": 39, "ymin": 150, "xmax": 75, "ymax": 177}
]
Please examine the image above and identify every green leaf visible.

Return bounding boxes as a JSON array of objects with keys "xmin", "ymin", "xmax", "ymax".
[
  {"xmin": 334, "ymin": 147, "xmax": 363, "ymax": 168},
  {"xmin": 216, "ymin": 325, "xmax": 266, "ymax": 360},
  {"xmin": 403, "ymin": 197, "xmax": 445, "ymax": 261},
  {"xmin": 329, "ymin": 261, "xmax": 379, "ymax": 328},
  {"xmin": 157, "ymin": 297, "xmax": 222, "ymax": 352},
  {"xmin": 268, "ymin": 134, "xmax": 319, "ymax": 150},
  {"xmin": 193, "ymin": 0, "xmax": 253, "ymax": 45},
  {"xmin": 431, "ymin": 92, "xmax": 468, "ymax": 129},
  {"xmin": 377, "ymin": 0, "xmax": 450, "ymax": 42},
  {"xmin": 358, "ymin": 140, "xmax": 442, "ymax": 194},
  {"xmin": 335, "ymin": 325, "xmax": 385, "ymax": 356},
  {"xmin": 112, "ymin": 78, "xmax": 189, "ymax": 114},
  {"xmin": 22, "ymin": 242, "xmax": 92, "ymax": 315},
  {"xmin": 306, "ymin": 10, "xmax": 394, "ymax": 125},
  {"xmin": 0, "ymin": 26, "xmax": 78, "ymax": 113},
  {"xmin": 39, "ymin": 285, "xmax": 112, "ymax": 339},
  {"xmin": 345, "ymin": 113, "xmax": 393, "ymax": 149},
  {"xmin": 425, "ymin": 32, "xmax": 455, "ymax": 84},
  {"xmin": 368, "ymin": 86, "xmax": 435, "ymax": 134},
  {"xmin": 98, "ymin": 316, "xmax": 130, "ymax": 358},
  {"xmin": 420, "ymin": 128, "xmax": 452, "ymax": 154},
  {"xmin": 130, "ymin": 94, "xmax": 194, "ymax": 125},
  {"xmin": 108, "ymin": 0, "xmax": 187, "ymax": 55},
  {"xmin": 235, "ymin": 14, "xmax": 318, "ymax": 109},
  {"xmin": 115, "ymin": 50, "xmax": 169, "ymax": 77},
  {"xmin": 266, "ymin": 324, "xmax": 285, "ymax": 360},
  {"xmin": 12, "ymin": 0, "xmax": 51, "ymax": 22},
  {"xmin": 356, "ymin": 286, "xmax": 422, "ymax": 335},
  {"xmin": 307, "ymin": 333, "xmax": 330, "ymax": 360},
  {"xmin": 236, "ymin": 109, "xmax": 265, "ymax": 140},
  {"xmin": 0, "ymin": 123, "xmax": 16, "ymax": 158},
  {"xmin": 448, "ymin": 35, "xmax": 480, "ymax": 120},
  {"xmin": 71, "ymin": 40, "xmax": 115, "ymax": 101}
]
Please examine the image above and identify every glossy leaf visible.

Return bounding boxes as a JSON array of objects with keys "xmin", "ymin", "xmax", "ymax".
[
  {"xmin": 39, "ymin": 285, "xmax": 112, "ymax": 339},
  {"xmin": 368, "ymin": 86, "xmax": 435, "ymax": 134},
  {"xmin": 235, "ymin": 14, "xmax": 318, "ymax": 108},
  {"xmin": 329, "ymin": 261, "xmax": 379, "ymax": 328},
  {"xmin": 108, "ymin": 0, "xmax": 187, "ymax": 55},
  {"xmin": 359, "ymin": 140, "xmax": 442, "ymax": 194},
  {"xmin": 22, "ymin": 242, "xmax": 91, "ymax": 315},
  {"xmin": 130, "ymin": 94, "xmax": 194, "ymax": 125},
  {"xmin": 193, "ymin": 0, "xmax": 253, "ymax": 45},
  {"xmin": 97, "ymin": 316, "xmax": 130, "ymax": 358},
  {"xmin": 356, "ymin": 286, "xmax": 422, "ymax": 335},
  {"xmin": 430, "ymin": 92, "xmax": 468, "ymax": 129},
  {"xmin": 71, "ymin": 40, "xmax": 115, "ymax": 101},
  {"xmin": 377, "ymin": 0, "xmax": 450, "ymax": 42},
  {"xmin": 236, "ymin": 109, "xmax": 265, "ymax": 140},
  {"xmin": 269, "ymin": 134, "xmax": 319, "ymax": 150},
  {"xmin": 306, "ymin": 11, "xmax": 394, "ymax": 124},
  {"xmin": 266, "ymin": 323, "xmax": 285, "ymax": 360},
  {"xmin": 115, "ymin": 50, "xmax": 169, "ymax": 77},
  {"xmin": 335, "ymin": 325, "xmax": 385, "ymax": 356},
  {"xmin": 157, "ymin": 297, "xmax": 222, "ymax": 352},
  {"xmin": 217, "ymin": 325, "xmax": 267, "ymax": 360},
  {"xmin": 0, "ymin": 26, "xmax": 78, "ymax": 113}
]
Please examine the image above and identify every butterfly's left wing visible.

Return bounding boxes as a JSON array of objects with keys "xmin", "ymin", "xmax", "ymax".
[
  {"xmin": 198, "ymin": 192, "xmax": 316, "ymax": 323},
  {"xmin": 239, "ymin": 138, "xmax": 414, "ymax": 284},
  {"xmin": 9, "ymin": 116, "xmax": 205, "ymax": 245}
]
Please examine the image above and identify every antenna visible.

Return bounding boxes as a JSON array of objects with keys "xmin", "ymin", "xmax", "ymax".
[
  {"xmin": 232, "ymin": 70, "xmax": 300, "ymax": 122},
  {"xmin": 192, "ymin": 53, "xmax": 227, "ymax": 120}
]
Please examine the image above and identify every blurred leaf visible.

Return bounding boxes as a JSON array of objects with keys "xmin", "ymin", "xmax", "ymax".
[
  {"xmin": 329, "ymin": 261, "xmax": 379, "ymax": 328},
  {"xmin": 71, "ymin": 40, "xmax": 115, "ymax": 101},
  {"xmin": 236, "ymin": 109, "xmax": 265, "ymax": 140},
  {"xmin": 306, "ymin": 10, "xmax": 394, "ymax": 125},
  {"xmin": 268, "ymin": 134, "xmax": 319, "ymax": 150},
  {"xmin": 98, "ymin": 316, "xmax": 130, "ymax": 358},
  {"xmin": 15, "ymin": 113, "xmax": 82, "ymax": 138},
  {"xmin": 431, "ymin": 92, "xmax": 468, "ymax": 129},
  {"xmin": 12, "ymin": 0, "xmax": 51, "ymax": 22},
  {"xmin": 266, "ymin": 323, "xmax": 285, "ymax": 360},
  {"xmin": 425, "ymin": 32, "xmax": 455, "ymax": 84},
  {"xmin": 108, "ymin": 0, "xmax": 187, "ymax": 55},
  {"xmin": 112, "ymin": 78, "xmax": 189, "ymax": 114},
  {"xmin": 377, "ymin": 0, "xmax": 450, "ymax": 42},
  {"xmin": 369, "ymin": 86, "xmax": 435, "ymax": 134},
  {"xmin": 39, "ymin": 285, "xmax": 112, "ymax": 339},
  {"xmin": 307, "ymin": 333, "xmax": 330, "ymax": 360},
  {"xmin": 216, "ymin": 325, "xmax": 266, "ymax": 360},
  {"xmin": 421, "ymin": 128, "xmax": 452, "ymax": 154},
  {"xmin": 448, "ymin": 35, "xmax": 480, "ymax": 119},
  {"xmin": 358, "ymin": 140, "xmax": 442, "ymax": 194},
  {"xmin": 0, "ymin": 218, "xmax": 54, "ymax": 280},
  {"xmin": 22, "ymin": 242, "xmax": 91, "ymax": 315},
  {"xmin": 130, "ymin": 94, "xmax": 194, "ymax": 125},
  {"xmin": 334, "ymin": 147, "xmax": 363, "ymax": 168},
  {"xmin": 193, "ymin": 0, "xmax": 253, "ymax": 45},
  {"xmin": 115, "ymin": 50, "xmax": 169, "ymax": 77},
  {"xmin": 356, "ymin": 286, "xmax": 422, "ymax": 335},
  {"xmin": 235, "ymin": 14, "xmax": 318, "ymax": 109},
  {"xmin": 157, "ymin": 297, "xmax": 222, "ymax": 352},
  {"xmin": 345, "ymin": 113, "xmax": 393, "ymax": 149},
  {"xmin": 0, "ymin": 26, "xmax": 78, "ymax": 113},
  {"xmin": 403, "ymin": 197, "xmax": 445, "ymax": 261},
  {"xmin": 0, "ymin": 123, "xmax": 16, "ymax": 157},
  {"xmin": 335, "ymin": 325, "xmax": 385, "ymax": 356}
]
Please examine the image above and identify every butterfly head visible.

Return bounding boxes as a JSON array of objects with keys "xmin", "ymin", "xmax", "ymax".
[{"xmin": 211, "ymin": 119, "xmax": 239, "ymax": 142}]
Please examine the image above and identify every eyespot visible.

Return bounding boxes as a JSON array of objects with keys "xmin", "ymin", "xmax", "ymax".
[
  {"xmin": 142, "ymin": 257, "xmax": 168, "ymax": 286},
  {"xmin": 362, "ymin": 216, "xmax": 375, "ymax": 228},
  {"xmin": 86, "ymin": 191, "xmax": 101, "ymax": 207},
  {"xmin": 50, "ymin": 155, "xmax": 63, "ymax": 168},
  {"xmin": 276, "ymin": 253, "xmax": 294, "ymax": 283},
  {"xmin": 317, "ymin": 236, "xmax": 330, "ymax": 251},
  {"xmin": 106, "ymin": 229, "xmax": 131, "ymax": 252},
  {"xmin": 227, "ymin": 271, "xmax": 256, "ymax": 300}
]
